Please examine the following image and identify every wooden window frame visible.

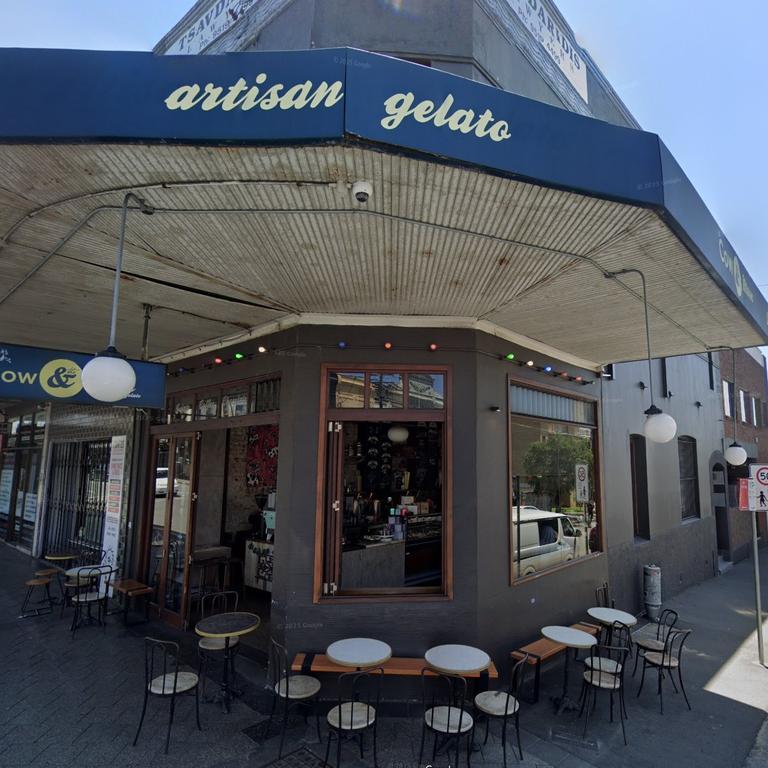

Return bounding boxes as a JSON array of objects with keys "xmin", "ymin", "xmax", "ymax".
[
  {"xmin": 507, "ymin": 374, "xmax": 604, "ymax": 585},
  {"xmin": 313, "ymin": 363, "xmax": 452, "ymax": 603},
  {"xmin": 629, "ymin": 433, "xmax": 650, "ymax": 540},
  {"xmin": 157, "ymin": 372, "xmax": 281, "ymax": 432}
]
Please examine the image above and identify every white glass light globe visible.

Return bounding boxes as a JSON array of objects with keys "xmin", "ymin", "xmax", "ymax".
[
  {"xmin": 387, "ymin": 425, "xmax": 409, "ymax": 444},
  {"xmin": 82, "ymin": 355, "xmax": 136, "ymax": 402},
  {"xmin": 725, "ymin": 443, "xmax": 748, "ymax": 466},
  {"xmin": 644, "ymin": 411, "xmax": 677, "ymax": 443}
]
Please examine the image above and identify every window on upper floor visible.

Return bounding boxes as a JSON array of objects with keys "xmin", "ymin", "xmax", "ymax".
[
  {"xmin": 722, "ymin": 380, "xmax": 734, "ymax": 418},
  {"xmin": 739, "ymin": 389, "xmax": 748, "ymax": 423}
]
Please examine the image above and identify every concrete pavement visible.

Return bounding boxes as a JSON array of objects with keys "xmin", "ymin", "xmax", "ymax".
[{"xmin": 0, "ymin": 541, "xmax": 765, "ymax": 768}]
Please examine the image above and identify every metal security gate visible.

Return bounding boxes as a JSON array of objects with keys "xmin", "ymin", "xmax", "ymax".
[{"xmin": 43, "ymin": 440, "xmax": 110, "ymax": 556}]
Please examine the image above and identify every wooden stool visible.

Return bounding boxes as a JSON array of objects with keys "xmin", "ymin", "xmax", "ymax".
[{"xmin": 21, "ymin": 577, "xmax": 53, "ymax": 618}]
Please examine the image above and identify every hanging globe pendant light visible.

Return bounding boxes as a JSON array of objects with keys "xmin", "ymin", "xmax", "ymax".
[
  {"xmin": 81, "ymin": 193, "xmax": 153, "ymax": 403},
  {"xmin": 606, "ymin": 268, "xmax": 676, "ymax": 444}
]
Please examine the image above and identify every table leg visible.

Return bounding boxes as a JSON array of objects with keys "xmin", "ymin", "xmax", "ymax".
[
  {"xmin": 222, "ymin": 636, "xmax": 231, "ymax": 713},
  {"xmin": 552, "ymin": 648, "xmax": 581, "ymax": 715}
]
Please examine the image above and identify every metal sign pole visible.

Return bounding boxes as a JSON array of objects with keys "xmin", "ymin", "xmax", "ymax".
[{"xmin": 751, "ymin": 509, "xmax": 765, "ymax": 666}]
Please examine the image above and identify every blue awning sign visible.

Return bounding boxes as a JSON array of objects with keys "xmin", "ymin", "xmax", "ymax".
[
  {"xmin": 0, "ymin": 46, "xmax": 764, "ymax": 341},
  {"xmin": 0, "ymin": 343, "xmax": 166, "ymax": 409}
]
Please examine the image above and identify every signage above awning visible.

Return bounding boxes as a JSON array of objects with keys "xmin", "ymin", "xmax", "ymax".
[{"xmin": 0, "ymin": 343, "xmax": 166, "ymax": 408}]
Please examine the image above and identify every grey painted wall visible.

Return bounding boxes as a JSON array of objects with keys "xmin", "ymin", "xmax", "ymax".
[{"xmin": 601, "ymin": 354, "xmax": 723, "ymax": 612}]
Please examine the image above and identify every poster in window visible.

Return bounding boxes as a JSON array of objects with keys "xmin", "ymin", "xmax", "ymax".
[{"xmin": 246, "ymin": 424, "xmax": 279, "ymax": 492}]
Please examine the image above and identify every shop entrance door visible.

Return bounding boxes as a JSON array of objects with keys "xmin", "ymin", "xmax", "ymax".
[{"xmin": 147, "ymin": 433, "xmax": 199, "ymax": 628}]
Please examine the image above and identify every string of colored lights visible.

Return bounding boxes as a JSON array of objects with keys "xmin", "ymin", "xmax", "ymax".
[{"xmin": 167, "ymin": 340, "xmax": 595, "ymax": 385}]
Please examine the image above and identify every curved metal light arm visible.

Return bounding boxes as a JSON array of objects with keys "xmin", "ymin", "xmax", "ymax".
[{"xmin": 605, "ymin": 268, "xmax": 656, "ymax": 410}]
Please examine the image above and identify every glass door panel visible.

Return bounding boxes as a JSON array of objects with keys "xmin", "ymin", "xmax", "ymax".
[
  {"xmin": 164, "ymin": 437, "xmax": 194, "ymax": 616},
  {"xmin": 149, "ymin": 437, "xmax": 170, "ymax": 605}
]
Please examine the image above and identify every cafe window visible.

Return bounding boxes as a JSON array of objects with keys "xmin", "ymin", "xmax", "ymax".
[
  {"xmin": 509, "ymin": 383, "xmax": 599, "ymax": 581},
  {"xmin": 5, "ymin": 411, "xmax": 45, "ymax": 448},
  {"xmin": 221, "ymin": 387, "xmax": 248, "ymax": 418},
  {"xmin": 678, "ymin": 436, "xmax": 700, "ymax": 520},
  {"xmin": 250, "ymin": 377, "xmax": 281, "ymax": 413},
  {"xmin": 318, "ymin": 366, "xmax": 449, "ymax": 598},
  {"xmin": 195, "ymin": 394, "xmax": 219, "ymax": 420}
]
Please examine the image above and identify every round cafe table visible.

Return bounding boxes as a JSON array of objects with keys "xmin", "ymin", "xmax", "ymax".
[
  {"xmin": 327, "ymin": 638, "xmax": 392, "ymax": 669},
  {"xmin": 587, "ymin": 607, "xmax": 637, "ymax": 645},
  {"xmin": 424, "ymin": 644, "xmax": 490, "ymax": 676},
  {"xmin": 195, "ymin": 611, "xmax": 260, "ymax": 712},
  {"xmin": 541, "ymin": 626, "xmax": 596, "ymax": 715}
]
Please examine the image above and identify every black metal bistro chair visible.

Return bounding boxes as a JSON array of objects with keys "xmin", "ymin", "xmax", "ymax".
[
  {"xmin": 419, "ymin": 669, "xmax": 474, "ymax": 768},
  {"xmin": 133, "ymin": 637, "xmax": 202, "ymax": 755},
  {"xmin": 324, "ymin": 667, "xmax": 383, "ymax": 768},
  {"xmin": 60, "ymin": 548, "xmax": 106, "ymax": 618},
  {"xmin": 473, "ymin": 653, "xmax": 527, "ymax": 767},
  {"xmin": 632, "ymin": 608, "xmax": 679, "ymax": 676},
  {"xmin": 585, "ymin": 621, "xmax": 632, "ymax": 682},
  {"xmin": 636, "ymin": 628, "xmax": 692, "ymax": 714},
  {"xmin": 197, "ymin": 590, "xmax": 240, "ymax": 700},
  {"xmin": 579, "ymin": 644, "xmax": 630, "ymax": 745},
  {"xmin": 595, "ymin": 581, "xmax": 616, "ymax": 610},
  {"xmin": 70, "ymin": 565, "xmax": 115, "ymax": 635},
  {"xmin": 265, "ymin": 638, "xmax": 322, "ymax": 758}
]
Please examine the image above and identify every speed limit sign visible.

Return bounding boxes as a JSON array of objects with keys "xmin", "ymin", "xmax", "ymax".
[
  {"xmin": 575, "ymin": 463, "xmax": 589, "ymax": 503},
  {"xmin": 748, "ymin": 465, "xmax": 768, "ymax": 510}
]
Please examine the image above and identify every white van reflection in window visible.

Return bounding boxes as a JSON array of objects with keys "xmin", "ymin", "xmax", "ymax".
[{"xmin": 512, "ymin": 506, "xmax": 585, "ymax": 576}]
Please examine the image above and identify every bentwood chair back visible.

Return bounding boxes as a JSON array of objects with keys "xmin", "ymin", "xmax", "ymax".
[
  {"xmin": 197, "ymin": 590, "xmax": 241, "ymax": 696},
  {"xmin": 580, "ymin": 644, "xmax": 629, "ymax": 745},
  {"xmin": 637, "ymin": 628, "xmax": 692, "ymax": 714},
  {"xmin": 420, "ymin": 669, "xmax": 474, "ymax": 768},
  {"xmin": 474, "ymin": 653, "xmax": 528, "ymax": 766},
  {"xmin": 267, "ymin": 638, "xmax": 322, "ymax": 758},
  {"xmin": 632, "ymin": 608, "xmax": 678, "ymax": 675},
  {"xmin": 324, "ymin": 667, "xmax": 383, "ymax": 768},
  {"xmin": 69, "ymin": 565, "xmax": 115, "ymax": 634},
  {"xmin": 134, "ymin": 637, "xmax": 201, "ymax": 754}
]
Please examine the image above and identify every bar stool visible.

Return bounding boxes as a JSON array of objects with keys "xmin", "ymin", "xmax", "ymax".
[{"xmin": 21, "ymin": 577, "xmax": 54, "ymax": 618}]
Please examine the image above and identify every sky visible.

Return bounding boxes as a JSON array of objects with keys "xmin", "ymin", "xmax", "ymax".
[{"xmin": 1, "ymin": 0, "xmax": 766, "ymax": 297}]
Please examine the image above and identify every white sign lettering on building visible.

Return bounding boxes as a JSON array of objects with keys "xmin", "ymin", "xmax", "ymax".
[
  {"xmin": 506, "ymin": 0, "xmax": 588, "ymax": 104},
  {"xmin": 167, "ymin": 0, "xmax": 257, "ymax": 55},
  {"xmin": 102, "ymin": 435, "xmax": 127, "ymax": 577}
]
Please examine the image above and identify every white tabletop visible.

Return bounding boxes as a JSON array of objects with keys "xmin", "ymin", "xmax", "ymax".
[
  {"xmin": 327, "ymin": 638, "xmax": 392, "ymax": 668},
  {"xmin": 542, "ymin": 625, "xmax": 597, "ymax": 649},
  {"xmin": 587, "ymin": 607, "xmax": 638, "ymax": 627},
  {"xmin": 424, "ymin": 644, "xmax": 491, "ymax": 675}
]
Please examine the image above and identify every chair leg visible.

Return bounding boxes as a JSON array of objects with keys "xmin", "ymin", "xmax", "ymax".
[
  {"xmin": 373, "ymin": 721, "xmax": 378, "ymax": 768},
  {"xmin": 515, "ymin": 712, "xmax": 523, "ymax": 761},
  {"xmin": 582, "ymin": 685, "xmax": 592, "ymax": 739},
  {"xmin": 678, "ymin": 667, "xmax": 692, "ymax": 710},
  {"xmin": 619, "ymin": 687, "xmax": 627, "ymax": 746},
  {"xmin": 195, "ymin": 684, "xmax": 201, "ymax": 730},
  {"xmin": 466, "ymin": 730, "xmax": 472, "ymax": 768},
  {"xmin": 336, "ymin": 725, "xmax": 342, "ymax": 768},
  {"xmin": 359, "ymin": 730, "xmax": 364, "ymax": 759},
  {"xmin": 609, "ymin": 692, "xmax": 614, "ymax": 723},
  {"xmin": 632, "ymin": 646, "xmax": 640, "ymax": 677},
  {"xmin": 324, "ymin": 728, "xmax": 332, "ymax": 767},
  {"xmin": 278, "ymin": 697, "xmax": 289, "ymax": 758},
  {"xmin": 165, "ymin": 694, "xmax": 176, "ymax": 754},
  {"xmin": 20, "ymin": 585, "xmax": 33, "ymax": 616},
  {"xmin": 418, "ymin": 724, "xmax": 426, "ymax": 766},
  {"xmin": 658, "ymin": 669, "xmax": 664, "ymax": 715},
  {"xmin": 265, "ymin": 693, "xmax": 277, "ymax": 741},
  {"xmin": 501, "ymin": 717, "xmax": 508, "ymax": 768},
  {"xmin": 133, "ymin": 691, "xmax": 149, "ymax": 746},
  {"xmin": 315, "ymin": 697, "xmax": 322, "ymax": 742},
  {"xmin": 483, "ymin": 714, "xmax": 490, "ymax": 745},
  {"xmin": 637, "ymin": 660, "xmax": 647, "ymax": 697}
]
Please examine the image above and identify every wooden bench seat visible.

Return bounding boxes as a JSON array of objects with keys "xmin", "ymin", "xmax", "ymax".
[
  {"xmin": 112, "ymin": 579, "xmax": 153, "ymax": 625},
  {"xmin": 511, "ymin": 621, "xmax": 600, "ymax": 703},
  {"xmin": 292, "ymin": 653, "xmax": 498, "ymax": 680}
]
